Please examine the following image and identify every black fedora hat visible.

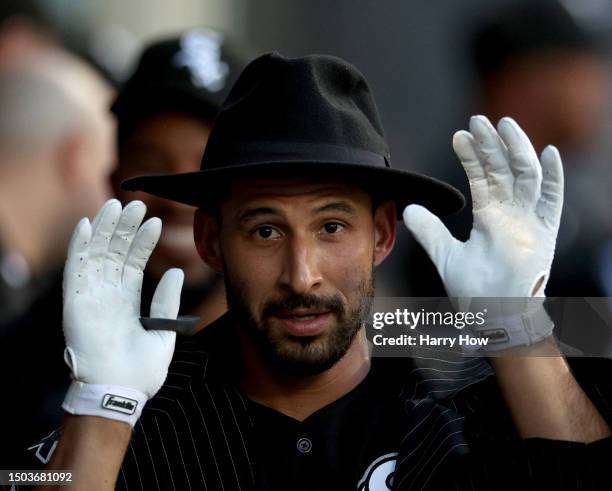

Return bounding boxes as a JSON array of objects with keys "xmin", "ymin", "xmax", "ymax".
[{"xmin": 121, "ymin": 52, "xmax": 464, "ymax": 218}]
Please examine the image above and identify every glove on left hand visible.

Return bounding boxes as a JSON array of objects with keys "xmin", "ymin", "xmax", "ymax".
[{"xmin": 403, "ymin": 116, "xmax": 563, "ymax": 350}]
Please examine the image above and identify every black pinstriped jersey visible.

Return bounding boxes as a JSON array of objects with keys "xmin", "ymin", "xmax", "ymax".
[{"xmin": 17, "ymin": 314, "xmax": 612, "ymax": 490}]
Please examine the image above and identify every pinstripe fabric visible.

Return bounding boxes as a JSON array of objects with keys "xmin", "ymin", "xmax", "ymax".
[
  {"xmin": 119, "ymin": 323, "xmax": 256, "ymax": 491},
  {"xmin": 15, "ymin": 314, "xmax": 612, "ymax": 490},
  {"xmin": 117, "ymin": 316, "xmax": 498, "ymax": 490},
  {"xmin": 114, "ymin": 315, "xmax": 612, "ymax": 490}
]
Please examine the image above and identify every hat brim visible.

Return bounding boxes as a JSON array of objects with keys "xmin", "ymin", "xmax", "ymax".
[{"xmin": 120, "ymin": 160, "xmax": 465, "ymax": 218}]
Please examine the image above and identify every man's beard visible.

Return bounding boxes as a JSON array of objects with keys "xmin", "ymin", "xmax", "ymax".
[{"xmin": 224, "ymin": 269, "xmax": 374, "ymax": 377}]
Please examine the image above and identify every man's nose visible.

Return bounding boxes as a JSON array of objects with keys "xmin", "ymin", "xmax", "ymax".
[{"xmin": 279, "ymin": 236, "xmax": 323, "ymax": 295}]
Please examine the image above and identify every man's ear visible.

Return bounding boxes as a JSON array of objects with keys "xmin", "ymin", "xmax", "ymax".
[
  {"xmin": 373, "ymin": 200, "xmax": 396, "ymax": 266},
  {"xmin": 194, "ymin": 208, "xmax": 224, "ymax": 273},
  {"xmin": 57, "ymin": 133, "xmax": 87, "ymax": 190}
]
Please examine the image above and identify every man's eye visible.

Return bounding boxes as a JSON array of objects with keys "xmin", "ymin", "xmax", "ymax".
[
  {"xmin": 322, "ymin": 222, "xmax": 345, "ymax": 234},
  {"xmin": 254, "ymin": 226, "xmax": 281, "ymax": 239}
]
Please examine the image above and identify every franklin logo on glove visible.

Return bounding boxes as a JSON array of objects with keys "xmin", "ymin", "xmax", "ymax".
[{"xmin": 101, "ymin": 395, "xmax": 138, "ymax": 415}]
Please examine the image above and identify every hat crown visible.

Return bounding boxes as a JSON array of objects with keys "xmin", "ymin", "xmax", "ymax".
[
  {"xmin": 120, "ymin": 51, "xmax": 465, "ymax": 218},
  {"xmin": 201, "ymin": 52, "xmax": 389, "ymax": 170}
]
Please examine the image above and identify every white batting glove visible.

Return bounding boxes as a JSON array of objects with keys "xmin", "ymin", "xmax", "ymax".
[
  {"xmin": 62, "ymin": 199, "xmax": 184, "ymax": 425},
  {"xmin": 404, "ymin": 116, "xmax": 563, "ymax": 350}
]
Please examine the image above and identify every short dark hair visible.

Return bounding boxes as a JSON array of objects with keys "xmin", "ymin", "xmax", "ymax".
[{"xmin": 470, "ymin": 0, "xmax": 600, "ymax": 80}]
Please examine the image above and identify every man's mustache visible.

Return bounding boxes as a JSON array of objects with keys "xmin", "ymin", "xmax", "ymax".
[{"xmin": 262, "ymin": 293, "xmax": 344, "ymax": 318}]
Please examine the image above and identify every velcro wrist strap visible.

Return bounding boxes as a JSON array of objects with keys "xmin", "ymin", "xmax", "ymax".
[
  {"xmin": 467, "ymin": 304, "xmax": 554, "ymax": 352},
  {"xmin": 62, "ymin": 381, "xmax": 147, "ymax": 427}
]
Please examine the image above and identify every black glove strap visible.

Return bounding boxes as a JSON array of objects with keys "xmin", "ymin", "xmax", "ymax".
[{"xmin": 140, "ymin": 315, "xmax": 201, "ymax": 337}]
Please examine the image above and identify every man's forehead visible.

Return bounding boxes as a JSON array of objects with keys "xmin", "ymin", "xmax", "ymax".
[
  {"xmin": 217, "ymin": 177, "xmax": 375, "ymax": 221},
  {"xmin": 227, "ymin": 177, "xmax": 370, "ymax": 201}
]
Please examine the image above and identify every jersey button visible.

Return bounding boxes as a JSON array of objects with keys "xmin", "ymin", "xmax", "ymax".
[{"xmin": 296, "ymin": 437, "xmax": 312, "ymax": 454}]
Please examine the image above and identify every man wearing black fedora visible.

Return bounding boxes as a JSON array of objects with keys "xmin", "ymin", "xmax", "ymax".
[{"xmin": 35, "ymin": 52, "xmax": 612, "ymax": 490}]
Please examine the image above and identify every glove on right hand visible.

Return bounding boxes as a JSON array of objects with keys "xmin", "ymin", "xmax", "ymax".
[{"xmin": 62, "ymin": 199, "xmax": 184, "ymax": 424}]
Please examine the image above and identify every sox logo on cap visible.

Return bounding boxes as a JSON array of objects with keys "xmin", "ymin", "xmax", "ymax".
[{"xmin": 173, "ymin": 28, "xmax": 229, "ymax": 92}]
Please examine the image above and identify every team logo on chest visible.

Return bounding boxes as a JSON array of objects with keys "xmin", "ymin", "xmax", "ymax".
[{"xmin": 358, "ymin": 452, "xmax": 398, "ymax": 490}]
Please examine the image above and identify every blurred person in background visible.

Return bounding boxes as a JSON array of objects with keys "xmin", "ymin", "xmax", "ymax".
[
  {"xmin": 473, "ymin": 3, "xmax": 607, "ymax": 154},
  {"xmin": 405, "ymin": 0, "xmax": 610, "ymax": 300},
  {"xmin": 111, "ymin": 27, "xmax": 253, "ymax": 328},
  {"xmin": 471, "ymin": 0, "xmax": 610, "ymax": 298},
  {"xmin": 0, "ymin": 49, "xmax": 115, "ymax": 328},
  {"xmin": 0, "ymin": 46, "xmax": 115, "ymax": 465},
  {"xmin": 0, "ymin": 0, "xmax": 57, "ymax": 327}
]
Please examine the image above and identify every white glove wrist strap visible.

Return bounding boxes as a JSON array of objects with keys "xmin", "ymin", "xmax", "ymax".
[
  {"xmin": 467, "ymin": 304, "xmax": 554, "ymax": 352},
  {"xmin": 62, "ymin": 381, "xmax": 147, "ymax": 427}
]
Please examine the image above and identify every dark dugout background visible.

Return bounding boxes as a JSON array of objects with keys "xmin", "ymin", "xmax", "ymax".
[
  {"xmin": 247, "ymin": 0, "xmax": 612, "ymax": 298},
  {"xmin": 42, "ymin": 0, "xmax": 612, "ymax": 299},
  {"xmin": 25, "ymin": 0, "xmax": 612, "ymax": 344}
]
